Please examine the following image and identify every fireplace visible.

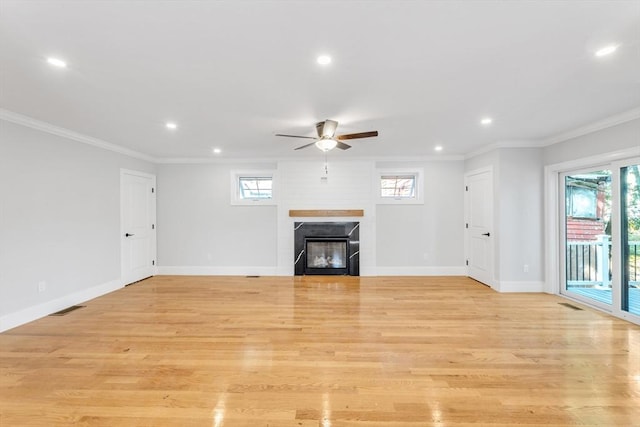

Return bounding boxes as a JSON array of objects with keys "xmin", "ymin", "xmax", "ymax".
[
  {"xmin": 294, "ymin": 222, "xmax": 359, "ymax": 276},
  {"xmin": 305, "ymin": 238, "xmax": 348, "ymax": 274}
]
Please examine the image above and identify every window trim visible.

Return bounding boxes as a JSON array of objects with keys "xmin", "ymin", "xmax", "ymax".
[
  {"xmin": 230, "ymin": 170, "xmax": 277, "ymax": 205},
  {"xmin": 375, "ymin": 168, "xmax": 424, "ymax": 205}
]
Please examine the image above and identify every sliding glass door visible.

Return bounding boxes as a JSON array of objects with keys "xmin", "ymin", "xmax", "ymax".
[
  {"xmin": 621, "ymin": 163, "xmax": 640, "ymax": 317},
  {"xmin": 562, "ymin": 169, "xmax": 612, "ymax": 307},
  {"xmin": 560, "ymin": 158, "xmax": 640, "ymax": 324}
]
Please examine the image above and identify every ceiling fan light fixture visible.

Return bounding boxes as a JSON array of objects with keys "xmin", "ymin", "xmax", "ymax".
[{"xmin": 315, "ymin": 138, "xmax": 338, "ymax": 151}]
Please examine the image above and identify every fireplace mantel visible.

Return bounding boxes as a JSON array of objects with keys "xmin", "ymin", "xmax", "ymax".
[{"xmin": 289, "ymin": 209, "xmax": 364, "ymax": 217}]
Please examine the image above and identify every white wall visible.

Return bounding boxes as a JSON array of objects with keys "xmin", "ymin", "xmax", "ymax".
[
  {"xmin": 543, "ymin": 118, "xmax": 640, "ymax": 166},
  {"xmin": 156, "ymin": 163, "xmax": 278, "ymax": 275},
  {"xmin": 496, "ymin": 148, "xmax": 544, "ymax": 290},
  {"xmin": 375, "ymin": 160, "xmax": 465, "ymax": 274},
  {"xmin": 464, "ymin": 148, "xmax": 545, "ymax": 291},
  {"xmin": 156, "ymin": 158, "xmax": 466, "ymax": 277},
  {"xmin": 0, "ymin": 120, "xmax": 155, "ymax": 331}
]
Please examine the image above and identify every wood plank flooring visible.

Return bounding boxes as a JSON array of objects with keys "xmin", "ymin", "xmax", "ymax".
[{"xmin": 1, "ymin": 275, "xmax": 639, "ymax": 426}]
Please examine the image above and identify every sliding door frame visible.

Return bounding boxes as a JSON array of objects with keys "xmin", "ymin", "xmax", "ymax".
[
  {"xmin": 545, "ymin": 148, "xmax": 640, "ymax": 325},
  {"xmin": 558, "ymin": 166, "xmax": 615, "ymax": 311},
  {"xmin": 614, "ymin": 156, "xmax": 640, "ymax": 321}
]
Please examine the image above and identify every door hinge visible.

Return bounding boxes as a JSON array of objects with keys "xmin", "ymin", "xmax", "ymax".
[
  {"xmin": 465, "ymin": 223, "xmax": 469, "ymax": 229},
  {"xmin": 152, "ymin": 260, "xmax": 155, "ymax": 266},
  {"xmin": 466, "ymin": 260, "xmax": 469, "ymax": 266},
  {"xmin": 151, "ymin": 187, "xmax": 155, "ymax": 193},
  {"xmin": 151, "ymin": 224, "xmax": 155, "ymax": 230},
  {"xmin": 465, "ymin": 185, "xmax": 468, "ymax": 191}
]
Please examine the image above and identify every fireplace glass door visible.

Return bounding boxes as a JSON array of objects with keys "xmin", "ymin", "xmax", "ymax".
[{"xmin": 305, "ymin": 239, "xmax": 348, "ymax": 274}]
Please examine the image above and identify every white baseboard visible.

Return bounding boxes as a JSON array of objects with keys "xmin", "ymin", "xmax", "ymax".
[
  {"xmin": 157, "ymin": 266, "xmax": 279, "ymax": 276},
  {"xmin": 374, "ymin": 266, "xmax": 467, "ymax": 276},
  {"xmin": 0, "ymin": 278, "xmax": 123, "ymax": 333},
  {"xmin": 359, "ymin": 266, "xmax": 378, "ymax": 277},
  {"xmin": 496, "ymin": 280, "xmax": 545, "ymax": 292},
  {"xmin": 158, "ymin": 265, "xmax": 466, "ymax": 277}
]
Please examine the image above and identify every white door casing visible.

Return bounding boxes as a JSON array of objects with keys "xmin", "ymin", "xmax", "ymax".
[
  {"xmin": 465, "ymin": 168, "xmax": 494, "ymax": 287},
  {"xmin": 121, "ymin": 169, "xmax": 156, "ymax": 285}
]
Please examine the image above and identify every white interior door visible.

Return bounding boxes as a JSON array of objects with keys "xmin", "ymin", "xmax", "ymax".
[
  {"xmin": 121, "ymin": 170, "xmax": 156, "ymax": 285},
  {"xmin": 466, "ymin": 168, "xmax": 494, "ymax": 287}
]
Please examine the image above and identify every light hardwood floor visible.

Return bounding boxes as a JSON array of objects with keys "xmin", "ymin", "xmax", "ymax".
[{"xmin": 1, "ymin": 276, "xmax": 639, "ymax": 426}]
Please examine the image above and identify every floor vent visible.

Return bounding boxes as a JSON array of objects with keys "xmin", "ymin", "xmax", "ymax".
[
  {"xmin": 49, "ymin": 305, "xmax": 85, "ymax": 316},
  {"xmin": 125, "ymin": 276, "xmax": 152, "ymax": 287},
  {"xmin": 558, "ymin": 302, "xmax": 583, "ymax": 311}
]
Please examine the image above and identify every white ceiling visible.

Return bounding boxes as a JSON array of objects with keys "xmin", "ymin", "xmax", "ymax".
[{"xmin": 1, "ymin": 0, "xmax": 639, "ymax": 161}]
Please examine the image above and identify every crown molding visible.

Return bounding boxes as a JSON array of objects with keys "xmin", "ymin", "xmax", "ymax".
[
  {"xmin": 0, "ymin": 109, "xmax": 158, "ymax": 163},
  {"xmin": 0, "ymin": 110, "xmax": 463, "ymax": 164},
  {"xmin": 541, "ymin": 107, "xmax": 640, "ymax": 146},
  {"xmin": 157, "ymin": 154, "xmax": 465, "ymax": 164},
  {"xmin": 155, "ymin": 156, "xmax": 284, "ymax": 164},
  {"xmin": 5, "ymin": 106, "xmax": 637, "ymax": 165},
  {"xmin": 464, "ymin": 107, "xmax": 640, "ymax": 160},
  {"xmin": 359, "ymin": 154, "xmax": 465, "ymax": 162},
  {"xmin": 464, "ymin": 139, "xmax": 542, "ymax": 160}
]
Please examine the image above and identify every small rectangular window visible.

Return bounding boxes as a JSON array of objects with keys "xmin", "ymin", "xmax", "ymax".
[
  {"xmin": 380, "ymin": 175, "xmax": 416, "ymax": 198},
  {"xmin": 239, "ymin": 177, "xmax": 273, "ymax": 200},
  {"xmin": 231, "ymin": 170, "xmax": 277, "ymax": 205},
  {"xmin": 375, "ymin": 168, "xmax": 423, "ymax": 204}
]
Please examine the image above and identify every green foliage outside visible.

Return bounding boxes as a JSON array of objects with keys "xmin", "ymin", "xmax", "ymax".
[{"xmin": 626, "ymin": 165, "xmax": 640, "ymax": 240}]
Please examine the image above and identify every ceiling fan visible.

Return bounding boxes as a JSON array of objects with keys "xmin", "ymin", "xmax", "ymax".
[{"xmin": 275, "ymin": 119, "xmax": 378, "ymax": 151}]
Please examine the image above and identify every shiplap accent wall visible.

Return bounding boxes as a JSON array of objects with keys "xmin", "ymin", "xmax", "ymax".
[{"xmin": 277, "ymin": 160, "xmax": 376, "ymax": 275}]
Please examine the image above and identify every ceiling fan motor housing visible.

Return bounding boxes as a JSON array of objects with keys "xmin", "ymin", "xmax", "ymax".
[{"xmin": 316, "ymin": 120, "xmax": 338, "ymax": 138}]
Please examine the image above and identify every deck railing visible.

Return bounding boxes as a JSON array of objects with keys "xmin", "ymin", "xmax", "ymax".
[{"xmin": 566, "ymin": 235, "xmax": 640, "ymax": 287}]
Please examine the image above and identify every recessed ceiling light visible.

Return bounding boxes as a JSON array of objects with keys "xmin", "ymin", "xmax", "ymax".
[
  {"xmin": 213, "ymin": 148, "xmax": 221, "ymax": 154},
  {"xmin": 47, "ymin": 57, "xmax": 67, "ymax": 68},
  {"xmin": 595, "ymin": 44, "xmax": 618, "ymax": 57},
  {"xmin": 165, "ymin": 122, "xmax": 177, "ymax": 130},
  {"xmin": 434, "ymin": 145, "xmax": 443, "ymax": 152},
  {"xmin": 480, "ymin": 117, "xmax": 493, "ymax": 126},
  {"xmin": 317, "ymin": 55, "xmax": 332, "ymax": 65}
]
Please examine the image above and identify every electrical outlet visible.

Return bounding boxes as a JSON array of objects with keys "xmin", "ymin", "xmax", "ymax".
[
  {"xmin": 38, "ymin": 281, "xmax": 47, "ymax": 293},
  {"xmin": 423, "ymin": 252, "xmax": 429, "ymax": 261},
  {"xmin": 523, "ymin": 264, "xmax": 529, "ymax": 273}
]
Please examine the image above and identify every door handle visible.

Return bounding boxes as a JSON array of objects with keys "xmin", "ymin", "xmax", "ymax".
[
  {"xmin": 482, "ymin": 232, "xmax": 491, "ymax": 237},
  {"xmin": 125, "ymin": 233, "xmax": 135, "ymax": 237}
]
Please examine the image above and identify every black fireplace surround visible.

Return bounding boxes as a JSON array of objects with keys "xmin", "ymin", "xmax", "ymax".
[{"xmin": 294, "ymin": 222, "xmax": 359, "ymax": 276}]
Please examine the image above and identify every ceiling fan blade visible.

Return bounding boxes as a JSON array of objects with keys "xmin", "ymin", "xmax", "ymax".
[
  {"xmin": 336, "ymin": 141, "xmax": 351, "ymax": 150},
  {"xmin": 316, "ymin": 119, "xmax": 339, "ymax": 138},
  {"xmin": 294, "ymin": 141, "xmax": 317, "ymax": 150},
  {"xmin": 275, "ymin": 133, "xmax": 316, "ymax": 140},
  {"xmin": 336, "ymin": 130, "xmax": 378, "ymax": 141}
]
